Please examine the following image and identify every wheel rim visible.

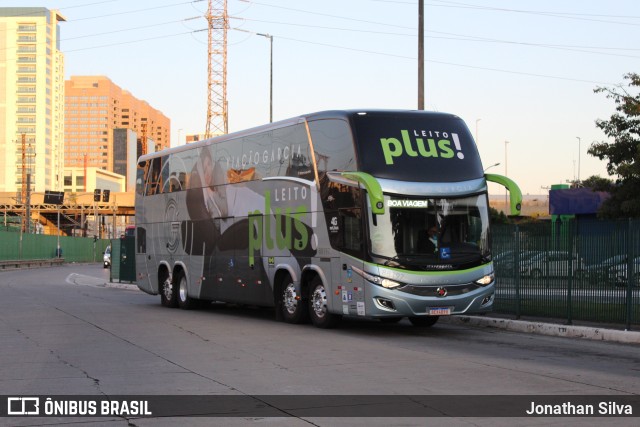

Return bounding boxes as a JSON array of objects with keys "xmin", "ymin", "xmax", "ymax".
[
  {"xmin": 311, "ymin": 285, "xmax": 328, "ymax": 319},
  {"xmin": 163, "ymin": 277, "xmax": 173, "ymax": 301},
  {"xmin": 179, "ymin": 276, "xmax": 188, "ymax": 302},
  {"xmin": 283, "ymin": 282, "xmax": 299, "ymax": 315}
]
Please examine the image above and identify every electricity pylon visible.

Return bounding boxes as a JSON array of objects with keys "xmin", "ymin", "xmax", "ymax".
[{"xmin": 205, "ymin": 0, "xmax": 228, "ymax": 138}]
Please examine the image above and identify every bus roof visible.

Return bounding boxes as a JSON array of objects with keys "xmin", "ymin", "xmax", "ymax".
[{"xmin": 137, "ymin": 109, "xmax": 463, "ymax": 164}]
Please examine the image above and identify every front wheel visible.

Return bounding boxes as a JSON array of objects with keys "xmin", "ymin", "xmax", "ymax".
[
  {"xmin": 308, "ymin": 276, "xmax": 341, "ymax": 329},
  {"xmin": 279, "ymin": 273, "xmax": 309, "ymax": 324},
  {"xmin": 409, "ymin": 316, "xmax": 439, "ymax": 327}
]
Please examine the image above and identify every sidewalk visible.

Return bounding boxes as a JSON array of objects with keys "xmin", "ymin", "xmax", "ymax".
[{"xmin": 442, "ymin": 314, "xmax": 640, "ymax": 345}]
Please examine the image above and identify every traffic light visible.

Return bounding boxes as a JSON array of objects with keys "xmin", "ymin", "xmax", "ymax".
[
  {"xmin": 93, "ymin": 189, "xmax": 101, "ymax": 202},
  {"xmin": 102, "ymin": 189, "xmax": 110, "ymax": 202}
]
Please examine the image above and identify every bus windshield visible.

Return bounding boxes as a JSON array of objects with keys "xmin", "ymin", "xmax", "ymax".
[{"xmin": 368, "ymin": 194, "xmax": 490, "ymax": 271}]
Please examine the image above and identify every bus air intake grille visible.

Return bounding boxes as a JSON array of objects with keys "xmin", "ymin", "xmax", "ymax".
[{"xmin": 396, "ymin": 283, "xmax": 480, "ymax": 297}]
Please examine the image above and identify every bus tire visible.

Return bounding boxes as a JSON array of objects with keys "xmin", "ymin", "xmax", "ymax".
[
  {"xmin": 160, "ymin": 273, "xmax": 178, "ymax": 308},
  {"xmin": 308, "ymin": 276, "xmax": 341, "ymax": 329},
  {"xmin": 177, "ymin": 270, "xmax": 197, "ymax": 310},
  {"xmin": 279, "ymin": 273, "xmax": 309, "ymax": 324},
  {"xmin": 409, "ymin": 316, "xmax": 439, "ymax": 327}
]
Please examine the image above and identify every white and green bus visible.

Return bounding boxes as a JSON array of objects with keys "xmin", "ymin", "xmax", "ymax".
[{"xmin": 135, "ymin": 110, "xmax": 521, "ymax": 328}]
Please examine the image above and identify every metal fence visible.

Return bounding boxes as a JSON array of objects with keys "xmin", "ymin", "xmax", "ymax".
[
  {"xmin": 0, "ymin": 230, "xmax": 110, "ymax": 263},
  {"xmin": 1, "ymin": 219, "xmax": 638, "ymax": 329},
  {"xmin": 493, "ymin": 219, "xmax": 640, "ymax": 329}
]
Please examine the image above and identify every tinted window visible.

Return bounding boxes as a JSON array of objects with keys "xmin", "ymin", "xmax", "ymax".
[
  {"xmin": 308, "ymin": 119, "xmax": 356, "ymax": 178},
  {"xmin": 353, "ymin": 112, "xmax": 483, "ymax": 182}
]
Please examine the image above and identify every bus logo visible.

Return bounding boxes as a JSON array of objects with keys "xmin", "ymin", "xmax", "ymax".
[
  {"xmin": 248, "ymin": 190, "xmax": 310, "ymax": 265},
  {"xmin": 436, "ymin": 287, "xmax": 447, "ymax": 297},
  {"xmin": 379, "ymin": 130, "xmax": 465, "ymax": 165}
]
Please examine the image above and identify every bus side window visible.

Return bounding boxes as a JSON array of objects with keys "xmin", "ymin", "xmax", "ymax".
[
  {"xmin": 145, "ymin": 158, "xmax": 162, "ymax": 196},
  {"xmin": 136, "ymin": 161, "xmax": 148, "ymax": 196}
]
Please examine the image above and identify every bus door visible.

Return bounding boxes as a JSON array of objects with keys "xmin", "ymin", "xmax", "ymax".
[{"xmin": 327, "ymin": 207, "xmax": 366, "ymax": 317}]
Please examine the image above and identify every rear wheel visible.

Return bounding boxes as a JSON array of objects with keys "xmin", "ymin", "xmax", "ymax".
[
  {"xmin": 409, "ymin": 316, "xmax": 439, "ymax": 327},
  {"xmin": 160, "ymin": 274, "xmax": 178, "ymax": 308},
  {"xmin": 308, "ymin": 276, "xmax": 341, "ymax": 329},
  {"xmin": 177, "ymin": 271, "xmax": 198, "ymax": 310},
  {"xmin": 279, "ymin": 273, "xmax": 309, "ymax": 324}
]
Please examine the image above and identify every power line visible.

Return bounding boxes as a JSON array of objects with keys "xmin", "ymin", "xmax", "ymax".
[
  {"xmin": 64, "ymin": 29, "xmax": 207, "ymax": 52},
  {"xmin": 231, "ymin": 16, "xmax": 640, "ymax": 59},
  {"xmin": 69, "ymin": 0, "xmax": 205, "ymax": 22},
  {"xmin": 428, "ymin": 0, "xmax": 640, "ymax": 27},
  {"xmin": 238, "ymin": 30, "xmax": 616, "ymax": 86},
  {"xmin": 241, "ymin": 0, "xmax": 640, "ymax": 27}
]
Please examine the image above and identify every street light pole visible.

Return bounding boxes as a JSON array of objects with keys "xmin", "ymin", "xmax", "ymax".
[
  {"xmin": 576, "ymin": 136, "xmax": 581, "ymax": 184},
  {"xmin": 257, "ymin": 33, "xmax": 273, "ymax": 123},
  {"xmin": 504, "ymin": 141, "xmax": 510, "ymax": 212},
  {"xmin": 484, "ymin": 162, "xmax": 500, "ymax": 172}
]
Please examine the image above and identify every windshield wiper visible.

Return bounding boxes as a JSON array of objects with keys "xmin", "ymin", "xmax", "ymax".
[{"xmin": 382, "ymin": 254, "xmax": 403, "ymax": 267}]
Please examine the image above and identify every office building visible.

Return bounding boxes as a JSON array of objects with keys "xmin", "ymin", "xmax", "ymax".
[
  {"xmin": 0, "ymin": 7, "xmax": 66, "ymax": 194},
  {"xmin": 65, "ymin": 76, "xmax": 170, "ymax": 182}
]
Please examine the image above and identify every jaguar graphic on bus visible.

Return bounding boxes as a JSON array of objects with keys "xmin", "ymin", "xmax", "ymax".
[{"xmin": 134, "ymin": 110, "xmax": 522, "ymax": 328}]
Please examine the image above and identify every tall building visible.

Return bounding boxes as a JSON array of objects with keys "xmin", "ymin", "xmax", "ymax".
[
  {"xmin": 64, "ymin": 76, "xmax": 170, "ymax": 182},
  {"xmin": 0, "ymin": 7, "xmax": 66, "ymax": 194}
]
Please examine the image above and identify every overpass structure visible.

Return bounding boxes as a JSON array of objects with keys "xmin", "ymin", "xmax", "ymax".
[{"xmin": 0, "ymin": 192, "xmax": 135, "ymax": 238}]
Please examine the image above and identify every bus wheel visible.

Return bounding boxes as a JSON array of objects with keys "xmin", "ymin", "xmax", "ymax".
[
  {"xmin": 408, "ymin": 316, "xmax": 439, "ymax": 327},
  {"xmin": 177, "ymin": 271, "xmax": 197, "ymax": 310},
  {"xmin": 308, "ymin": 276, "xmax": 341, "ymax": 329},
  {"xmin": 160, "ymin": 274, "xmax": 178, "ymax": 308},
  {"xmin": 280, "ymin": 273, "xmax": 309, "ymax": 324}
]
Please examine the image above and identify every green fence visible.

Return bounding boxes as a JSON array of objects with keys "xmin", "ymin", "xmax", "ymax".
[
  {"xmin": 493, "ymin": 219, "xmax": 640, "ymax": 329},
  {"xmin": 0, "ymin": 230, "xmax": 110, "ymax": 263}
]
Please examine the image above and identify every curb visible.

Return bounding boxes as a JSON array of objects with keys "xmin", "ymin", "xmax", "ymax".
[
  {"xmin": 105, "ymin": 281, "xmax": 138, "ymax": 290},
  {"xmin": 445, "ymin": 315, "xmax": 640, "ymax": 345}
]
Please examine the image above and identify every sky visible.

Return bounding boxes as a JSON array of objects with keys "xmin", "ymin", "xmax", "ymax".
[{"xmin": 9, "ymin": 0, "xmax": 640, "ymax": 195}]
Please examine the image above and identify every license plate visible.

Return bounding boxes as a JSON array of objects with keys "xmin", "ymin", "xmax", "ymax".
[{"xmin": 429, "ymin": 307, "xmax": 451, "ymax": 316}]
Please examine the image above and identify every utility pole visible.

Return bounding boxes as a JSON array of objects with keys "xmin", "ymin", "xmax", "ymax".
[{"xmin": 418, "ymin": 0, "xmax": 424, "ymax": 110}]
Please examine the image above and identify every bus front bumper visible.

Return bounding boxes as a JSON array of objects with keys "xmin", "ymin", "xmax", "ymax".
[{"xmin": 363, "ymin": 281, "xmax": 495, "ymax": 318}]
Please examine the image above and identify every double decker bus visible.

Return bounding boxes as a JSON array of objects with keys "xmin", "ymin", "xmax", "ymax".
[{"xmin": 134, "ymin": 110, "xmax": 521, "ymax": 328}]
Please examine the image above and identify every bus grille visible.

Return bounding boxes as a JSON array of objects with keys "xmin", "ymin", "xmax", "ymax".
[{"xmin": 397, "ymin": 283, "xmax": 481, "ymax": 297}]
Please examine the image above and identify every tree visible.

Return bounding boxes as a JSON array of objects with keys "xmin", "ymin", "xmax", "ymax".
[
  {"xmin": 489, "ymin": 206, "xmax": 509, "ymax": 224},
  {"xmin": 588, "ymin": 73, "xmax": 640, "ymax": 218},
  {"xmin": 580, "ymin": 175, "xmax": 615, "ymax": 193}
]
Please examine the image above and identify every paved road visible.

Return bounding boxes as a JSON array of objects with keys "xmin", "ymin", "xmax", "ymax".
[{"xmin": 0, "ymin": 264, "xmax": 638, "ymax": 426}]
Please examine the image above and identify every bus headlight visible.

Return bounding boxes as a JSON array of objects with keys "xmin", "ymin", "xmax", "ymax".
[
  {"xmin": 475, "ymin": 273, "xmax": 495, "ymax": 286},
  {"xmin": 351, "ymin": 266, "xmax": 403, "ymax": 289}
]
